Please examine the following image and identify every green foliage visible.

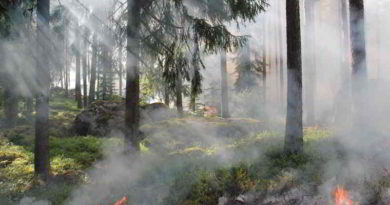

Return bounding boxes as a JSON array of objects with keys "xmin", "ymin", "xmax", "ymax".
[
  {"xmin": 192, "ymin": 18, "xmax": 248, "ymax": 53},
  {"xmin": 50, "ymin": 137, "xmax": 104, "ymax": 168},
  {"xmin": 0, "ymin": 133, "xmax": 121, "ymax": 194}
]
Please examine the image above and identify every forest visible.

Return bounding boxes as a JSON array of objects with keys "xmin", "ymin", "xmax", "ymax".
[{"xmin": 0, "ymin": 0, "xmax": 389, "ymax": 204}]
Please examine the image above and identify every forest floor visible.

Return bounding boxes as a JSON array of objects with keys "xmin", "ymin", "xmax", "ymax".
[{"xmin": 1, "ymin": 95, "xmax": 390, "ymax": 205}]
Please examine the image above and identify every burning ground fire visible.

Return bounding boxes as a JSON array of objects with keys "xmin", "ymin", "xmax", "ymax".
[
  {"xmin": 112, "ymin": 196, "xmax": 128, "ymax": 205},
  {"xmin": 332, "ymin": 186, "xmax": 357, "ymax": 205}
]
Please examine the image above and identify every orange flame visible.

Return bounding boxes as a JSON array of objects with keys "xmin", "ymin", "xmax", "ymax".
[
  {"xmin": 332, "ymin": 186, "xmax": 356, "ymax": 205},
  {"xmin": 113, "ymin": 196, "xmax": 128, "ymax": 205}
]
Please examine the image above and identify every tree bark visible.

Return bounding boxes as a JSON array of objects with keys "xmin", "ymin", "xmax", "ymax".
[
  {"xmin": 35, "ymin": 0, "xmax": 51, "ymax": 179},
  {"xmin": 82, "ymin": 28, "xmax": 88, "ymax": 108},
  {"xmin": 96, "ymin": 50, "xmax": 101, "ymax": 100},
  {"xmin": 284, "ymin": 0, "xmax": 303, "ymax": 155},
  {"xmin": 118, "ymin": 41, "xmax": 123, "ymax": 97},
  {"xmin": 176, "ymin": 72, "xmax": 184, "ymax": 117},
  {"xmin": 125, "ymin": 0, "xmax": 141, "ymax": 152},
  {"xmin": 190, "ymin": 85, "xmax": 196, "ymax": 112},
  {"xmin": 349, "ymin": 0, "xmax": 368, "ymax": 129},
  {"xmin": 349, "ymin": 0, "xmax": 367, "ymax": 79},
  {"xmin": 108, "ymin": 50, "xmax": 113, "ymax": 97},
  {"xmin": 220, "ymin": 50, "xmax": 230, "ymax": 118},
  {"xmin": 102, "ymin": 45, "xmax": 108, "ymax": 100},
  {"xmin": 75, "ymin": 24, "xmax": 82, "ymax": 109},
  {"xmin": 89, "ymin": 33, "xmax": 97, "ymax": 104},
  {"xmin": 64, "ymin": 26, "xmax": 69, "ymax": 97}
]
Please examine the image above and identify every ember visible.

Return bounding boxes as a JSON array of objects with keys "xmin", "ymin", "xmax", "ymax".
[
  {"xmin": 113, "ymin": 196, "xmax": 128, "ymax": 205},
  {"xmin": 332, "ymin": 186, "xmax": 356, "ymax": 205}
]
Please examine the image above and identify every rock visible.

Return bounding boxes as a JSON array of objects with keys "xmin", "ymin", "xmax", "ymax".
[{"xmin": 73, "ymin": 101, "xmax": 176, "ymax": 136}]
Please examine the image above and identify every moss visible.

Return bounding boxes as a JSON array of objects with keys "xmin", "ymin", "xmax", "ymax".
[
  {"xmin": 0, "ymin": 135, "xmax": 121, "ymax": 196},
  {"xmin": 49, "ymin": 97, "xmax": 80, "ymax": 112},
  {"xmin": 50, "ymin": 136, "xmax": 122, "ymax": 168}
]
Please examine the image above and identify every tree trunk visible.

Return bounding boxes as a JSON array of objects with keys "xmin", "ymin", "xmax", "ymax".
[
  {"xmin": 64, "ymin": 21, "xmax": 69, "ymax": 97},
  {"xmin": 304, "ymin": 0, "xmax": 316, "ymax": 125},
  {"xmin": 190, "ymin": 86, "xmax": 196, "ymax": 112},
  {"xmin": 220, "ymin": 50, "xmax": 230, "ymax": 118},
  {"xmin": 349, "ymin": 0, "xmax": 367, "ymax": 79},
  {"xmin": 118, "ymin": 41, "xmax": 123, "ymax": 97},
  {"xmin": 125, "ymin": 0, "xmax": 141, "ymax": 152},
  {"xmin": 89, "ymin": 33, "xmax": 97, "ymax": 104},
  {"xmin": 82, "ymin": 28, "xmax": 88, "ymax": 108},
  {"xmin": 35, "ymin": 0, "xmax": 51, "ymax": 179},
  {"xmin": 96, "ymin": 52, "xmax": 101, "ymax": 100},
  {"xmin": 176, "ymin": 72, "xmax": 184, "ymax": 117},
  {"xmin": 102, "ymin": 45, "xmax": 108, "ymax": 100},
  {"xmin": 108, "ymin": 50, "xmax": 113, "ymax": 97},
  {"xmin": 75, "ymin": 24, "xmax": 82, "ymax": 109},
  {"xmin": 284, "ymin": 0, "xmax": 303, "ymax": 155},
  {"xmin": 349, "ymin": 0, "xmax": 368, "ymax": 129}
]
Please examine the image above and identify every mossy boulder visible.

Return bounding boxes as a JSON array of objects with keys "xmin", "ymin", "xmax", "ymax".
[{"xmin": 73, "ymin": 101, "xmax": 176, "ymax": 136}]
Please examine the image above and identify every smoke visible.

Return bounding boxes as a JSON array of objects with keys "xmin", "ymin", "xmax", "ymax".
[{"xmin": 0, "ymin": 0, "xmax": 389, "ymax": 204}]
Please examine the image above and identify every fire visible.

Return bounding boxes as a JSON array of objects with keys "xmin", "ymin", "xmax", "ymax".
[
  {"xmin": 332, "ymin": 186, "xmax": 356, "ymax": 205},
  {"xmin": 113, "ymin": 196, "xmax": 128, "ymax": 205}
]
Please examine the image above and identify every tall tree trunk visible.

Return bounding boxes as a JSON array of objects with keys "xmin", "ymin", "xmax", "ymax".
[
  {"xmin": 108, "ymin": 51, "xmax": 113, "ymax": 97},
  {"xmin": 118, "ymin": 41, "xmax": 123, "ymax": 97},
  {"xmin": 35, "ymin": 0, "xmax": 51, "ymax": 178},
  {"xmin": 102, "ymin": 45, "xmax": 108, "ymax": 100},
  {"xmin": 64, "ymin": 26, "xmax": 69, "ymax": 97},
  {"xmin": 75, "ymin": 24, "xmax": 82, "ymax": 109},
  {"xmin": 125, "ymin": 0, "xmax": 141, "ymax": 152},
  {"xmin": 176, "ymin": 72, "xmax": 184, "ymax": 117},
  {"xmin": 89, "ymin": 33, "xmax": 97, "ymax": 104},
  {"xmin": 349, "ymin": 0, "xmax": 367, "ymax": 78},
  {"xmin": 82, "ymin": 28, "xmax": 88, "ymax": 108},
  {"xmin": 96, "ymin": 52, "xmax": 101, "ymax": 100},
  {"xmin": 304, "ymin": 0, "xmax": 316, "ymax": 125},
  {"xmin": 190, "ymin": 84, "xmax": 196, "ymax": 112},
  {"xmin": 284, "ymin": 0, "xmax": 303, "ymax": 155},
  {"xmin": 349, "ymin": 0, "xmax": 368, "ymax": 129},
  {"xmin": 220, "ymin": 50, "xmax": 230, "ymax": 118}
]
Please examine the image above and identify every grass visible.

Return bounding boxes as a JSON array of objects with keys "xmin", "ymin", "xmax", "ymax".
[{"xmin": 1, "ymin": 94, "xmax": 389, "ymax": 204}]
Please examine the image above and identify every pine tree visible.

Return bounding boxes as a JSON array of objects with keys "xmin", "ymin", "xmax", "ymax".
[
  {"xmin": 35, "ymin": 0, "xmax": 51, "ymax": 179},
  {"xmin": 220, "ymin": 50, "xmax": 230, "ymax": 118},
  {"xmin": 89, "ymin": 33, "xmax": 97, "ymax": 103},
  {"xmin": 285, "ymin": 0, "xmax": 304, "ymax": 155},
  {"xmin": 75, "ymin": 23, "xmax": 82, "ymax": 108},
  {"xmin": 82, "ymin": 27, "xmax": 89, "ymax": 107},
  {"xmin": 125, "ymin": 0, "xmax": 141, "ymax": 152}
]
